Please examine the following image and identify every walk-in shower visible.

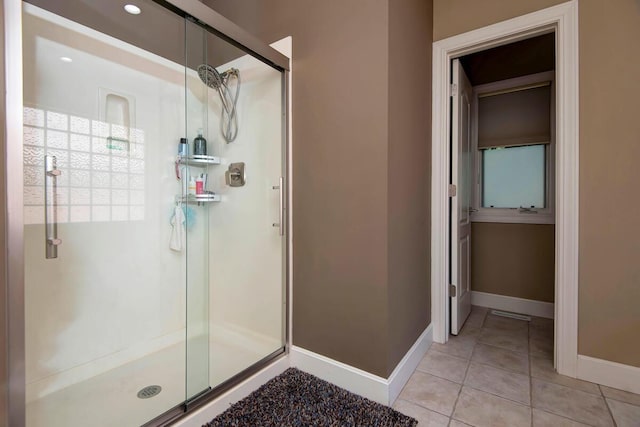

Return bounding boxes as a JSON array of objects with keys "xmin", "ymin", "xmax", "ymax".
[{"xmin": 5, "ymin": 0, "xmax": 289, "ymax": 425}]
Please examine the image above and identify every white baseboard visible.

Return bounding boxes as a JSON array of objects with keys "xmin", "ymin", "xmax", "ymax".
[
  {"xmin": 290, "ymin": 346, "xmax": 389, "ymax": 404},
  {"xmin": 577, "ymin": 355, "xmax": 640, "ymax": 395},
  {"xmin": 471, "ymin": 291, "xmax": 554, "ymax": 319},
  {"xmin": 387, "ymin": 324, "xmax": 433, "ymax": 404},
  {"xmin": 176, "ymin": 323, "xmax": 432, "ymax": 424},
  {"xmin": 173, "ymin": 355, "xmax": 290, "ymax": 427},
  {"xmin": 290, "ymin": 324, "xmax": 432, "ymax": 405}
]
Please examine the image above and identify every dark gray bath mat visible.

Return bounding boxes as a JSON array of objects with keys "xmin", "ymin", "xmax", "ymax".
[{"xmin": 203, "ymin": 367, "xmax": 417, "ymax": 427}]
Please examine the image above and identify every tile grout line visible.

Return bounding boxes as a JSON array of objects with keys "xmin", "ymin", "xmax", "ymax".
[
  {"xmin": 462, "ymin": 366, "xmax": 534, "ymax": 406},
  {"xmin": 476, "ymin": 327, "xmax": 531, "ymax": 356},
  {"xmin": 451, "ymin": 316, "xmax": 535, "ymax": 419},
  {"xmin": 426, "ymin": 347, "xmax": 472, "ymax": 362},
  {"xmin": 467, "ymin": 358, "xmax": 528, "ymax": 376},
  {"xmin": 466, "ymin": 348, "xmax": 532, "ymax": 376},
  {"xmin": 536, "ymin": 408, "xmax": 602, "ymax": 427},
  {"xmin": 394, "ymin": 397, "xmax": 453, "ymax": 422},
  {"xmin": 448, "ymin": 343, "xmax": 472, "ymax": 423},
  {"xmin": 413, "ymin": 367, "xmax": 464, "ymax": 385},
  {"xmin": 528, "ymin": 356, "xmax": 602, "ymax": 397},
  {"xmin": 600, "ymin": 384, "xmax": 619, "ymax": 427},
  {"xmin": 529, "ymin": 377, "xmax": 615, "ymax": 427},
  {"xmin": 461, "ymin": 317, "xmax": 536, "ymax": 409},
  {"xmin": 475, "ymin": 339, "xmax": 531, "ymax": 357},
  {"xmin": 399, "ymin": 337, "xmax": 475, "ymax": 419},
  {"xmin": 400, "ymin": 396, "xmax": 458, "ymax": 420},
  {"xmin": 448, "ymin": 310, "xmax": 485, "ymax": 426},
  {"xmin": 481, "ymin": 311, "xmax": 548, "ymax": 410},
  {"xmin": 395, "ymin": 371, "xmax": 464, "ymax": 420},
  {"xmin": 462, "ymin": 383, "xmax": 533, "ymax": 408}
]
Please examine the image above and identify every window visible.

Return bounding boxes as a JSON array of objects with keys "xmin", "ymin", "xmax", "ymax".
[
  {"xmin": 471, "ymin": 72, "xmax": 555, "ymax": 224},
  {"xmin": 482, "ymin": 144, "xmax": 546, "ymax": 208}
]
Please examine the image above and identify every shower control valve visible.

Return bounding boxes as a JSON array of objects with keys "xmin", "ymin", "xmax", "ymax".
[{"xmin": 225, "ymin": 162, "xmax": 246, "ymax": 187}]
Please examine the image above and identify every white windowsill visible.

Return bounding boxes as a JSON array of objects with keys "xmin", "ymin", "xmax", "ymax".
[{"xmin": 471, "ymin": 210, "xmax": 555, "ymax": 225}]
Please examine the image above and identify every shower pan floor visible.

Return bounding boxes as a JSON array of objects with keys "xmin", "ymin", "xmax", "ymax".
[
  {"xmin": 210, "ymin": 324, "xmax": 282, "ymax": 388},
  {"xmin": 26, "ymin": 340, "xmax": 186, "ymax": 427},
  {"xmin": 26, "ymin": 328, "xmax": 280, "ymax": 427}
]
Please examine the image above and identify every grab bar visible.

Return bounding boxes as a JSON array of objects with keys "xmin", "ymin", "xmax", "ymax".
[
  {"xmin": 45, "ymin": 155, "xmax": 62, "ymax": 258},
  {"xmin": 272, "ymin": 176, "xmax": 284, "ymax": 236}
]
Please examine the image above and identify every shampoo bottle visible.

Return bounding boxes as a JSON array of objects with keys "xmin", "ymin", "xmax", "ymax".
[
  {"xmin": 193, "ymin": 129, "xmax": 207, "ymax": 156},
  {"xmin": 178, "ymin": 137, "xmax": 188, "ymax": 157}
]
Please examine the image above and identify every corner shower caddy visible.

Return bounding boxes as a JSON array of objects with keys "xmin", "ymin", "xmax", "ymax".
[{"xmin": 176, "ymin": 154, "xmax": 222, "ymax": 204}]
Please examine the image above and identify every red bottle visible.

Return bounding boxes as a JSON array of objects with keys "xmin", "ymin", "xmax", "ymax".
[{"xmin": 195, "ymin": 177, "xmax": 204, "ymax": 194}]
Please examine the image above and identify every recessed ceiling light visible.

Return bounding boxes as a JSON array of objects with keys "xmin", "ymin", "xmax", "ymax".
[
  {"xmin": 60, "ymin": 56, "xmax": 73, "ymax": 63},
  {"xmin": 124, "ymin": 4, "xmax": 141, "ymax": 15}
]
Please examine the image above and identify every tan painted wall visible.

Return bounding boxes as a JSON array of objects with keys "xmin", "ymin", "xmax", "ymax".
[
  {"xmin": 435, "ymin": 0, "xmax": 640, "ymax": 367},
  {"xmin": 578, "ymin": 0, "xmax": 640, "ymax": 367},
  {"xmin": 206, "ymin": 0, "xmax": 391, "ymax": 376},
  {"xmin": 283, "ymin": 0, "xmax": 391, "ymax": 378},
  {"xmin": 387, "ymin": 0, "xmax": 432, "ymax": 373},
  {"xmin": 205, "ymin": 0, "xmax": 433, "ymax": 376},
  {"xmin": 471, "ymin": 223, "xmax": 555, "ymax": 302},
  {"xmin": 433, "ymin": 0, "xmax": 567, "ymax": 41}
]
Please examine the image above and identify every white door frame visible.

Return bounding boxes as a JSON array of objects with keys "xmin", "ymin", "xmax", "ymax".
[{"xmin": 430, "ymin": 0, "xmax": 579, "ymax": 377}]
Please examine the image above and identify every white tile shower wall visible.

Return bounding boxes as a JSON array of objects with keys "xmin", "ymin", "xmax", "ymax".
[
  {"xmin": 206, "ymin": 53, "xmax": 284, "ymax": 386},
  {"xmin": 22, "ymin": 6, "xmax": 194, "ymax": 401}
]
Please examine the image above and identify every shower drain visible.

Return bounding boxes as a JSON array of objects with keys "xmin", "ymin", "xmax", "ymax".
[{"xmin": 137, "ymin": 385, "xmax": 162, "ymax": 399}]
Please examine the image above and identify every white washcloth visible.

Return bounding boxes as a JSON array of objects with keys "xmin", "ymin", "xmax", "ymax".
[{"xmin": 170, "ymin": 205, "xmax": 185, "ymax": 252}]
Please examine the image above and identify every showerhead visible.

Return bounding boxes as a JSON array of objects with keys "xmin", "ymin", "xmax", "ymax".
[
  {"xmin": 197, "ymin": 64, "xmax": 224, "ymax": 89},
  {"xmin": 196, "ymin": 64, "xmax": 241, "ymax": 143},
  {"xmin": 197, "ymin": 64, "xmax": 239, "ymax": 90}
]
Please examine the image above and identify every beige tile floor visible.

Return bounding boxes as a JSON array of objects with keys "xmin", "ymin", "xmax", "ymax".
[{"xmin": 395, "ymin": 306, "xmax": 640, "ymax": 427}]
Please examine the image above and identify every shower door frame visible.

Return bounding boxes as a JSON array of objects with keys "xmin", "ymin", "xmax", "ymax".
[
  {"xmin": 4, "ymin": 0, "xmax": 27, "ymax": 425},
  {"xmin": 2, "ymin": 0, "xmax": 291, "ymax": 425}
]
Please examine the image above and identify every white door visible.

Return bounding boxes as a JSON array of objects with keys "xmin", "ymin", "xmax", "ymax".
[{"xmin": 451, "ymin": 59, "xmax": 472, "ymax": 335}]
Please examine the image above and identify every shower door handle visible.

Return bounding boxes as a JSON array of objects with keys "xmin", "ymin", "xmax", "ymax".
[
  {"xmin": 45, "ymin": 155, "xmax": 62, "ymax": 259},
  {"xmin": 272, "ymin": 176, "xmax": 284, "ymax": 236}
]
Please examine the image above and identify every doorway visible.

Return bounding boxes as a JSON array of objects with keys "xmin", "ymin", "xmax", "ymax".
[
  {"xmin": 430, "ymin": 1, "xmax": 579, "ymax": 377},
  {"xmin": 451, "ymin": 34, "xmax": 556, "ymax": 337}
]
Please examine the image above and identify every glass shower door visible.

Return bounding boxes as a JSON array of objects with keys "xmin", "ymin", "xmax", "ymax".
[
  {"xmin": 184, "ymin": 23, "xmax": 286, "ymax": 393},
  {"xmin": 22, "ymin": 1, "xmax": 190, "ymax": 425}
]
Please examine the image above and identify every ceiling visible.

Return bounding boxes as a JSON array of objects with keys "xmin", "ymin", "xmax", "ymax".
[
  {"xmin": 24, "ymin": 0, "xmax": 246, "ymax": 71},
  {"xmin": 460, "ymin": 33, "xmax": 555, "ymax": 86},
  {"xmin": 25, "ymin": 1, "xmax": 554, "ymax": 87}
]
